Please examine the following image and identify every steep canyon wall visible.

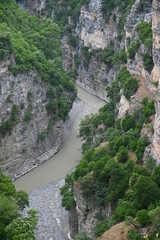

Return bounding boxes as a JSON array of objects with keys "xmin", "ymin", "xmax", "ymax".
[
  {"xmin": 0, "ymin": 59, "xmax": 64, "ymax": 180},
  {"xmin": 151, "ymin": 0, "xmax": 160, "ymax": 163}
]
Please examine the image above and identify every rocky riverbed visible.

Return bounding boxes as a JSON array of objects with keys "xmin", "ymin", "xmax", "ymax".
[{"xmin": 26, "ymin": 179, "xmax": 69, "ymax": 240}]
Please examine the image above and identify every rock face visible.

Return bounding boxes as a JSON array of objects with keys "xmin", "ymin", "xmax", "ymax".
[
  {"xmin": 76, "ymin": 0, "xmax": 117, "ymax": 49},
  {"xmin": 151, "ymin": 0, "xmax": 160, "ymax": 163},
  {"xmin": 69, "ymin": 182, "xmax": 111, "ymax": 239},
  {"xmin": 72, "ymin": 183, "xmax": 98, "ymax": 238},
  {"xmin": 61, "ymin": 36, "xmax": 73, "ymax": 72},
  {"xmin": 125, "ymin": 0, "xmax": 152, "ymax": 81},
  {"xmin": 117, "ymin": 95, "xmax": 130, "ymax": 119},
  {"xmin": 17, "ymin": 0, "xmax": 46, "ymax": 15},
  {"xmin": 75, "ymin": 0, "xmax": 119, "ymax": 100},
  {"xmin": 151, "ymin": 0, "xmax": 160, "ymax": 82},
  {"xmin": 0, "ymin": 59, "xmax": 64, "ymax": 180},
  {"xmin": 76, "ymin": 58, "xmax": 115, "ymax": 101}
]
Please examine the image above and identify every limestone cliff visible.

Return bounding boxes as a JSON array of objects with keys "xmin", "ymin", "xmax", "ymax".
[
  {"xmin": 151, "ymin": 0, "xmax": 160, "ymax": 163},
  {"xmin": 76, "ymin": 0, "xmax": 116, "ymax": 49},
  {"xmin": 76, "ymin": 57, "xmax": 115, "ymax": 101},
  {"xmin": 125, "ymin": 0, "xmax": 152, "ymax": 82},
  {"xmin": 75, "ymin": 0, "xmax": 153, "ymax": 101},
  {"xmin": 17, "ymin": 0, "xmax": 46, "ymax": 15},
  {"xmin": 69, "ymin": 182, "xmax": 111, "ymax": 239},
  {"xmin": 75, "ymin": 0, "xmax": 119, "ymax": 100},
  {"xmin": 0, "ymin": 59, "xmax": 67, "ymax": 180}
]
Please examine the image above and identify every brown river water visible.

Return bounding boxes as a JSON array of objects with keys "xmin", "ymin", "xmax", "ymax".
[{"xmin": 14, "ymin": 87, "xmax": 105, "ymax": 192}]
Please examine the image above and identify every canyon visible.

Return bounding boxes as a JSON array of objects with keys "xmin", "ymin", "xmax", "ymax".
[{"xmin": 1, "ymin": 0, "xmax": 160, "ymax": 239}]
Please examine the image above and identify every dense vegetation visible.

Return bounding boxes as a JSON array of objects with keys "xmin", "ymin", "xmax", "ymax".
[
  {"xmin": 61, "ymin": 89, "xmax": 159, "ymax": 239},
  {"xmin": 0, "ymin": 0, "xmax": 76, "ymax": 124},
  {"xmin": 0, "ymin": 168, "xmax": 38, "ymax": 239}
]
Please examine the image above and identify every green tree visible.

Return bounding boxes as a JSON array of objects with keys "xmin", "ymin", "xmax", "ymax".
[
  {"xmin": 6, "ymin": 218, "xmax": 35, "ymax": 240},
  {"xmin": 16, "ymin": 190, "xmax": 29, "ymax": 210},
  {"xmin": 116, "ymin": 146, "xmax": 128, "ymax": 163},
  {"xmin": 0, "ymin": 195, "xmax": 19, "ymax": 226},
  {"xmin": 115, "ymin": 200, "xmax": 135, "ymax": 221},
  {"xmin": 136, "ymin": 209, "xmax": 150, "ymax": 226},
  {"xmin": 151, "ymin": 166, "xmax": 160, "ymax": 188},
  {"xmin": 134, "ymin": 176, "xmax": 160, "ymax": 209}
]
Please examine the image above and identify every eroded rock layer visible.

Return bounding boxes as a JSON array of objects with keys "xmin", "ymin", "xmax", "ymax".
[{"xmin": 151, "ymin": 0, "xmax": 160, "ymax": 163}]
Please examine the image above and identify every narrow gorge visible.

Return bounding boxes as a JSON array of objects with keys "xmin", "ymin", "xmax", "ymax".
[{"xmin": 1, "ymin": 0, "xmax": 160, "ymax": 240}]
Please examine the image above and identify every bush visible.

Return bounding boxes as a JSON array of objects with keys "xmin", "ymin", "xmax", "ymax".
[
  {"xmin": 122, "ymin": 115, "xmax": 135, "ymax": 132},
  {"xmin": 135, "ymin": 137, "xmax": 150, "ymax": 161},
  {"xmin": 132, "ymin": 166, "xmax": 149, "ymax": 177},
  {"xmin": 60, "ymin": 184, "xmax": 75, "ymax": 210},
  {"xmin": 144, "ymin": 100, "xmax": 155, "ymax": 118},
  {"xmin": 144, "ymin": 158, "xmax": 156, "ymax": 172},
  {"xmin": 151, "ymin": 166, "xmax": 160, "ymax": 188},
  {"xmin": 136, "ymin": 209, "xmax": 150, "ymax": 226},
  {"xmin": 116, "ymin": 146, "xmax": 128, "ymax": 163},
  {"xmin": 24, "ymin": 112, "xmax": 32, "ymax": 122},
  {"xmin": 127, "ymin": 229, "xmax": 144, "ymax": 240},
  {"xmin": 0, "ymin": 32, "xmax": 12, "ymax": 59},
  {"xmin": 143, "ymin": 54, "xmax": 154, "ymax": 73},
  {"xmin": 115, "ymin": 200, "xmax": 135, "ymax": 221},
  {"xmin": 94, "ymin": 220, "xmax": 108, "ymax": 237},
  {"xmin": 136, "ymin": 21, "xmax": 153, "ymax": 50},
  {"xmin": 127, "ymin": 39, "xmax": 140, "ymax": 59},
  {"xmin": 134, "ymin": 176, "xmax": 160, "ymax": 209}
]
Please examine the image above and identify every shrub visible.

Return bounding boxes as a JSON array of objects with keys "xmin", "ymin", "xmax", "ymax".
[
  {"xmin": 94, "ymin": 220, "xmax": 108, "ymax": 237},
  {"xmin": 122, "ymin": 115, "xmax": 135, "ymax": 132},
  {"xmin": 116, "ymin": 146, "xmax": 128, "ymax": 163},
  {"xmin": 151, "ymin": 166, "xmax": 160, "ymax": 188},
  {"xmin": 135, "ymin": 137, "xmax": 149, "ymax": 161},
  {"xmin": 136, "ymin": 21, "xmax": 153, "ymax": 50},
  {"xmin": 143, "ymin": 54, "xmax": 154, "ymax": 73},
  {"xmin": 115, "ymin": 200, "xmax": 135, "ymax": 221},
  {"xmin": 127, "ymin": 39, "xmax": 140, "ymax": 59},
  {"xmin": 24, "ymin": 112, "xmax": 32, "ymax": 122},
  {"xmin": 0, "ymin": 120, "xmax": 12, "ymax": 135},
  {"xmin": 136, "ymin": 209, "xmax": 150, "ymax": 226},
  {"xmin": 144, "ymin": 100, "xmax": 155, "ymax": 118},
  {"xmin": 134, "ymin": 176, "xmax": 160, "ymax": 209},
  {"xmin": 60, "ymin": 184, "xmax": 75, "ymax": 210},
  {"xmin": 127, "ymin": 229, "xmax": 144, "ymax": 240},
  {"xmin": 0, "ymin": 32, "xmax": 12, "ymax": 59},
  {"xmin": 132, "ymin": 166, "xmax": 149, "ymax": 177},
  {"xmin": 144, "ymin": 158, "xmax": 156, "ymax": 172}
]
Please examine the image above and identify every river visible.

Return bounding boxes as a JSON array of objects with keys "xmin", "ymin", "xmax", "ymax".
[
  {"xmin": 14, "ymin": 87, "xmax": 105, "ymax": 240},
  {"xmin": 14, "ymin": 87, "xmax": 105, "ymax": 192}
]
